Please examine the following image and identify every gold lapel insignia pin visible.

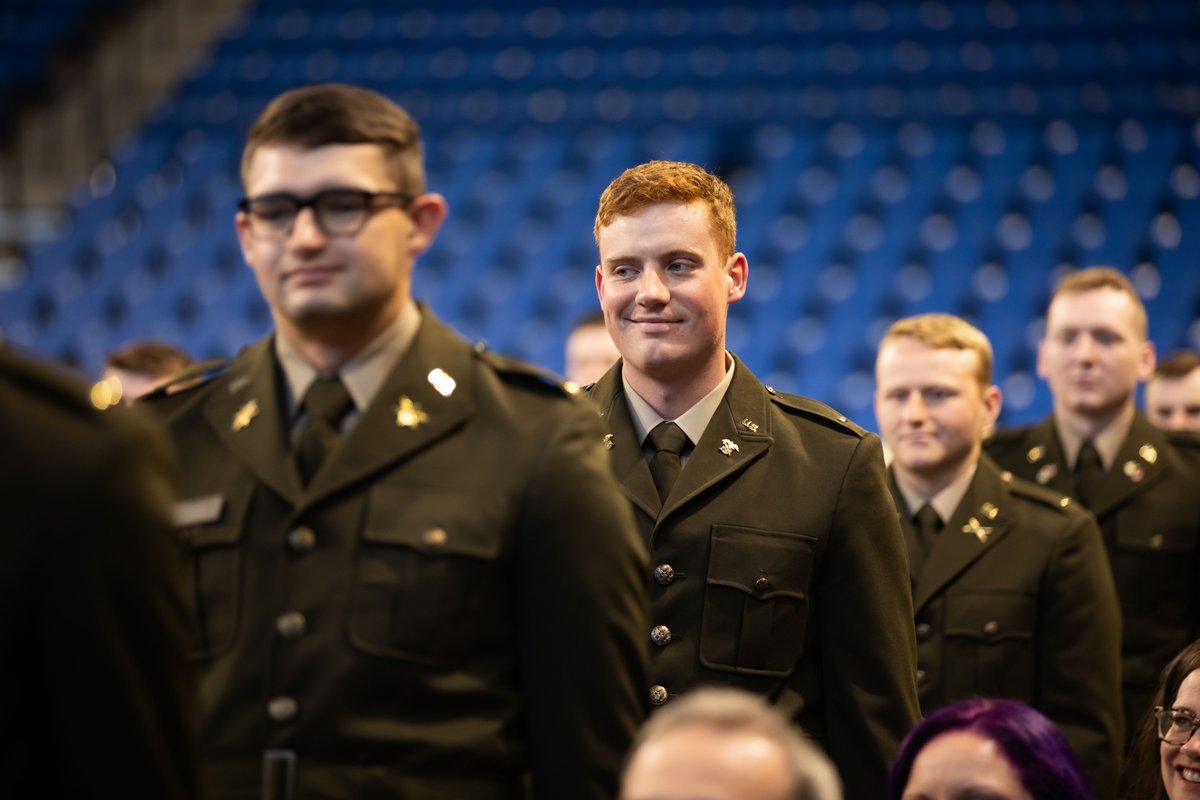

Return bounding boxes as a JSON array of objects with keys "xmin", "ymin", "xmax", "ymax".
[
  {"xmin": 1035, "ymin": 463, "xmax": 1058, "ymax": 485},
  {"xmin": 231, "ymin": 400, "xmax": 259, "ymax": 432},
  {"xmin": 1026, "ymin": 445, "xmax": 1044, "ymax": 463},
  {"xmin": 719, "ymin": 439, "xmax": 739, "ymax": 456},
  {"xmin": 980, "ymin": 502, "xmax": 999, "ymax": 520},
  {"xmin": 603, "ymin": 434, "xmax": 614, "ymax": 450},
  {"xmin": 395, "ymin": 396, "xmax": 429, "ymax": 429},
  {"xmin": 1123, "ymin": 459, "xmax": 1145, "ymax": 483},
  {"xmin": 741, "ymin": 419, "xmax": 759, "ymax": 433},
  {"xmin": 1139, "ymin": 443, "xmax": 1158, "ymax": 464},
  {"xmin": 962, "ymin": 517, "xmax": 993, "ymax": 544}
]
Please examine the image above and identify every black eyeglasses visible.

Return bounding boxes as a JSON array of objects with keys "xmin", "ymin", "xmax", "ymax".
[
  {"xmin": 1156, "ymin": 706, "xmax": 1200, "ymax": 745},
  {"xmin": 237, "ymin": 189, "xmax": 413, "ymax": 240}
]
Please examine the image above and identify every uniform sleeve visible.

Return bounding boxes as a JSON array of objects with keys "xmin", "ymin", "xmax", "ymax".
[
  {"xmin": 1036, "ymin": 510, "xmax": 1124, "ymax": 799},
  {"xmin": 817, "ymin": 431, "xmax": 921, "ymax": 800},
  {"xmin": 39, "ymin": 409, "xmax": 198, "ymax": 799},
  {"xmin": 516, "ymin": 399, "xmax": 650, "ymax": 800}
]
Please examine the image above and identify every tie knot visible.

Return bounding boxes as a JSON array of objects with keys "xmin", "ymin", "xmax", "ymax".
[
  {"xmin": 648, "ymin": 421, "xmax": 690, "ymax": 456},
  {"xmin": 1076, "ymin": 440, "xmax": 1103, "ymax": 472},
  {"xmin": 303, "ymin": 375, "xmax": 353, "ymax": 427},
  {"xmin": 914, "ymin": 503, "xmax": 942, "ymax": 533}
]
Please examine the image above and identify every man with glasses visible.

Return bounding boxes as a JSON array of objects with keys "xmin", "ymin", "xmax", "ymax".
[{"xmin": 145, "ymin": 83, "xmax": 649, "ymax": 799}]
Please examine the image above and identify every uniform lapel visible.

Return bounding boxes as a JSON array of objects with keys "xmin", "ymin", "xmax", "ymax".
[
  {"xmin": 1021, "ymin": 417, "xmax": 1073, "ymax": 495},
  {"xmin": 202, "ymin": 337, "xmax": 302, "ymax": 504},
  {"xmin": 888, "ymin": 470, "xmax": 922, "ymax": 586},
  {"xmin": 661, "ymin": 360, "xmax": 771, "ymax": 520},
  {"xmin": 1087, "ymin": 412, "xmax": 1167, "ymax": 518},
  {"xmin": 912, "ymin": 458, "xmax": 1012, "ymax": 612},
  {"xmin": 591, "ymin": 363, "xmax": 660, "ymax": 521},
  {"xmin": 304, "ymin": 312, "xmax": 476, "ymax": 505}
]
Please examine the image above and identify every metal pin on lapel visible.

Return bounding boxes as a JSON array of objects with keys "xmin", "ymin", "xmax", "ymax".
[
  {"xmin": 1123, "ymin": 460, "xmax": 1145, "ymax": 483},
  {"xmin": 395, "ymin": 396, "xmax": 429, "ymax": 429},
  {"xmin": 740, "ymin": 419, "xmax": 759, "ymax": 433},
  {"xmin": 1036, "ymin": 464, "xmax": 1057, "ymax": 485},
  {"xmin": 719, "ymin": 439, "xmax": 739, "ymax": 456},
  {"xmin": 962, "ymin": 517, "xmax": 992, "ymax": 543},
  {"xmin": 231, "ymin": 400, "xmax": 259, "ymax": 432},
  {"xmin": 603, "ymin": 434, "xmax": 614, "ymax": 450},
  {"xmin": 1139, "ymin": 444, "xmax": 1158, "ymax": 464},
  {"xmin": 427, "ymin": 368, "xmax": 456, "ymax": 397}
]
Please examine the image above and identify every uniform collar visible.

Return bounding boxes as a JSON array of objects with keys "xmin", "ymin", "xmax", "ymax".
[
  {"xmin": 1054, "ymin": 403, "xmax": 1135, "ymax": 471},
  {"xmin": 622, "ymin": 354, "xmax": 735, "ymax": 449},
  {"xmin": 893, "ymin": 459, "xmax": 978, "ymax": 524},
  {"xmin": 275, "ymin": 299, "xmax": 421, "ymax": 420}
]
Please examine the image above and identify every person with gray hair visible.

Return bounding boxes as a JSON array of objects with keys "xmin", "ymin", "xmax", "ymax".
[{"xmin": 620, "ymin": 688, "xmax": 841, "ymax": 800}]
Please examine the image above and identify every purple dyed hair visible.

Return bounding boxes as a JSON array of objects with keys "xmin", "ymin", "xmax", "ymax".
[{"xmin": 887, "ymin": 698, "xmax": 1093, "ymax": 800}]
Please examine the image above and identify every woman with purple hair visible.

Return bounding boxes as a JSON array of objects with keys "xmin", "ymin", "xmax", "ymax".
[
  {"xmin": 1124, "ymin": 639, "xmax": 1200, "ymax": 799},
  {"xmin": 887, "ymin": 698, "xmax": 1093, "ymax": 800}
]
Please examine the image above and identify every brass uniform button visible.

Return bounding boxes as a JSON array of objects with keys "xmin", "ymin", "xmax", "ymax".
[
  {"xmin": 754, "ymin": 576, "xmax": 770, "ymax": 591},
  {"xmin": 649, "ymin": 685, "xmax": 669, "ymax": 706},
  {"xmin": 650, "ymin": 625, "xmax": 672, "ymax": 646},
  {"xmin": 1150, "ymin": 534, "xmax": 1164, "ymax": 549},
  {"xmin": 915, "ymin": 622, "xmax": 932, "ymax": 641},
  {"xmin": 275, "ymin": 611, "xmax": 307, "ymax": 639},
  {"xmin": 654, "ymin": 564, "xmax": 675, "ymax": 585},
  {"xmin": 422, "ymin": 527, "xmax": 448, "ymax": 548},
  {"xmin": 267, "ymin": 696, "xmax": 298, "ymax": 723},
  {"xmin": 983, "ymin": 620, "xmax": 1000, "ymax": 635},
  {"xmin": 287, "ymin": 527, "xmax": 316, "ymax": 553},
  {"xmin": 916, "ymin": 669, "xmax": 927, "ymax": 682}
]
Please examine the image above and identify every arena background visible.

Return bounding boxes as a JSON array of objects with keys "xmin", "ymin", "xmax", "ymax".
[{"xmin": 1, "ymin": 0, "xmax": 1197, "ymax": 431}]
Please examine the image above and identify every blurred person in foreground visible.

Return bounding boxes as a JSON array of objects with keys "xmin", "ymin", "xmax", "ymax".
[
  {"xmin": 888, "ymin": 698, "xmax": 1093, "ymax": 800},
  {"xmin": 1146, "ymin": 350, "xmax": 1200, "ymax": 433},
  {"xmin": 589, "ymin": 159, "xmax": 920, "ymax": 799},
  {"xmin": 985, "ymin": 266, "xmax": 1200, "ymax": 742},
  {"xmin": 875, "ymin": 312, "xmax": 1122, "ymax": 796},
  {"xmin": 620, "ymin": 687, "xmax": 841, "ymax": 800},
  {"xmin": 145, "ymin": 83, "xmax": 648, "ymax": 799},
  {"xmin": 0, "ymin": 344, "xmax": 196, "ymax": 798},
  {"xmin": 564, "ymin": 309, "xmax": 620, "ymax": 387}
]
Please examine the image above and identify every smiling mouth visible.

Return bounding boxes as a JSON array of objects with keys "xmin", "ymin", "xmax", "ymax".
[
  {"xmin": 1182, "ymin": 768, "xmax": 1200, "ymax": 784},
  {"xmin": 285, "ymin": 266, "xmax": 341, "ymax": 283}
]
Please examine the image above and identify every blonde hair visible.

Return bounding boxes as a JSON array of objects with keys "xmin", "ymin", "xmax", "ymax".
[
  {"xmin": 626, "ymin": 688, "xmax": 841, "ymax": 800},
  {"xmin": 594, "ymin": 160, "xmax": 736, "ymax": 260},
  {"xmin": 881, "ymin": 313, "xmax": 994, "ymax": 389},
  {"xmin": 1051, "ymin": 266, "xmax": 1148, "ymax": 339}
]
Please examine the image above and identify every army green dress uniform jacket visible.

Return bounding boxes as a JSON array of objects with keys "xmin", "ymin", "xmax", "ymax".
[
  {"xmin": 1, "ymin": 346, "xmax": 197, "ymax": 799},
  {"xmin": 986, "ymin": 412, "xmax": 1200, "ymax": 741},
  {"xmin": 588, "ymin": 356, "xmax": 920, "ymax": 800},
  {"xmin": 889, "ymin": 454, "xmax": 1123, "ymax": 798},
  {"xmin": 146, "ymin": 309, "xmax": 649, "ymax": 800}
]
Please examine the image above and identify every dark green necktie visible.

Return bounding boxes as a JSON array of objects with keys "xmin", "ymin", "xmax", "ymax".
[
  {"xmin": 914, "ymin": 503, "xmax": 943, "ymax": 556},
  {"xmin": 647, "ymin": 421, "xmax": 690, "ymax": 503},
  {"xmin": 296, "ymin": 374, "xmax": 353, "ymax": 485},
  {"xmin": 1074, "ymin": 439, "xmax": 1105, "ymax": 507}
]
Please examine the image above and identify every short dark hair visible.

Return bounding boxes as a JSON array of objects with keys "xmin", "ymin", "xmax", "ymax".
[
  {"xmin": 241, "ymin": 83, "xmax": 426, "ymax": 194},
  {"xmin": 1124, "ymin": 640, "xmax": 1200, "ymax": 800},
  {"xmin": 104, "ymin": 340, "xmax": 192, "ymax": 379},
  {"xmin": 1155, "ymin": 350, "xmax": 1200, "ymax": 380},
  {"xmin": 571, "ymin": 310, "xmax": 607, "ymax": 333},
  {"xmin": 887, "ymin": 699, "xmax": 1091, "ymax": 800}
]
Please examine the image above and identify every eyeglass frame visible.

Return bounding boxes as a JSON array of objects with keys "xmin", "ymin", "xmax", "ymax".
[
  {"xmin": 1155, "ymin": 705, "xmax": 1200, "ymax": 745},
  {"xmin": 237, "ymin": 188, "xmax": 415, "ymax": 240}
]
